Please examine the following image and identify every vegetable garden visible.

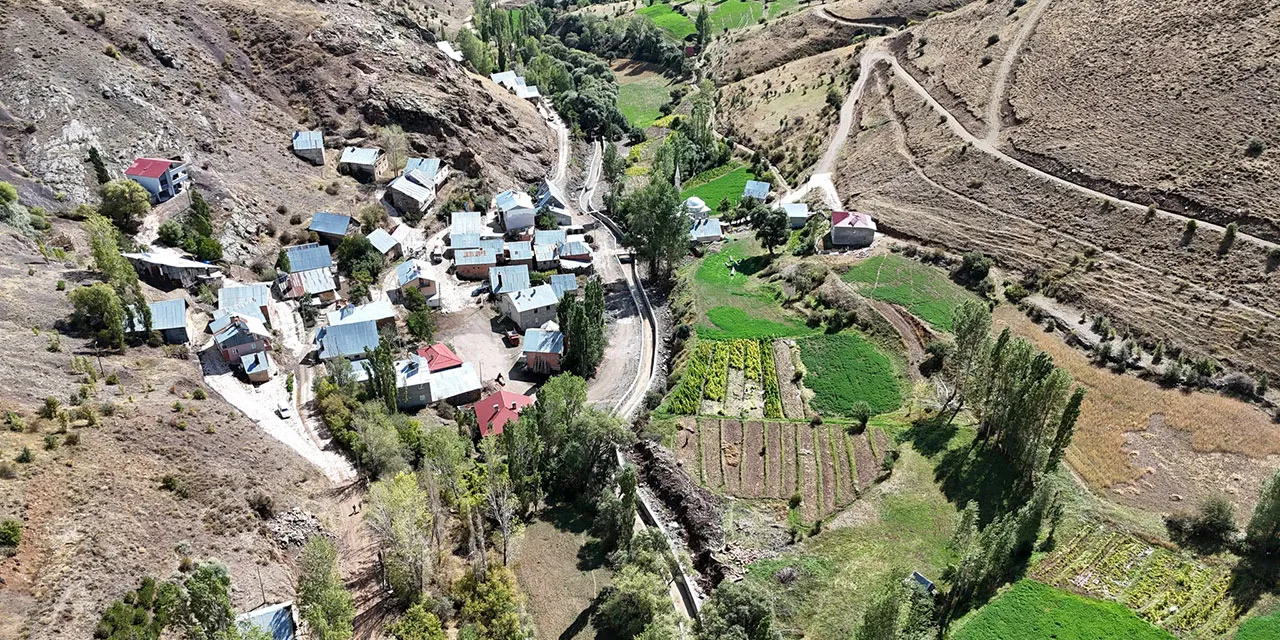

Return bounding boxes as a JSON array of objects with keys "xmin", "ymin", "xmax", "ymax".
[{"xmin": 1033, "ymin": 526, "xmax": 1244, "ymax": 637}]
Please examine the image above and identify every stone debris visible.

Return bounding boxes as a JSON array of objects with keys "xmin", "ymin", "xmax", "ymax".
[{"xmin": 265, "ymin": 508, "xmax": 327, "ymax": 548}]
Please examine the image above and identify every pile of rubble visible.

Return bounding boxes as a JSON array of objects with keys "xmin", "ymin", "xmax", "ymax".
[
  {"xmin": 264, "ymin": 508, "xmax": 327, "ymax": 548},
  {"xmin": 634, "ymin": 439, "xmax": 729, "ymax": 587}
]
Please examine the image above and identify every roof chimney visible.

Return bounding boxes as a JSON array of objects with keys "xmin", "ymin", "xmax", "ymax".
[
  {"xmin": 497, "ymin": 273, "xmax": 503, "ymax": 289},
  {"xmin": 510, "ymin": 402, "xmax": 519, "ymax": 410},
  {"xmin": 492, "ymin": 404, "xmax": 500, "ymax": 415}
]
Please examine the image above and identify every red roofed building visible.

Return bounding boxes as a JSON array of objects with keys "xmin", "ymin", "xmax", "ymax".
[
  {"xmin": 124, "ymin": 157, "xmax": 189, "ymax": 202},
  {"xmin": 417, "ymin": 343, "xmax": 463, "ymax": 372},
  {"xmin": 475, "ymin": 390, "xmax": 534, "ymax": 437},
  {"xmin": 830, "ymin": 210, "xmax": 876, "ymax": 249}
]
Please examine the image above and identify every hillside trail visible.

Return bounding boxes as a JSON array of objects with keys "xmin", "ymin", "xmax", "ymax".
[
  {"xmin": 984, "ymin": 0, "xmax": 1054, "ymax": 143},
  {"xmin": 795, "ymin": 11, "xmax": 1280, "ymax": 256}
]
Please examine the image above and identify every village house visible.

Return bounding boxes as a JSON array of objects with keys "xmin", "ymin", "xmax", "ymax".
[
  {"xmin": 522, "ymin": 328, "xmax": 564, "ymax": 374},
  {"xmin": 505, "ymin": 241, "xmax": 533, "ymax": 267},
  {"xmin": 308, "ymin": 212, "xmax": 356, "ymax": 245},
  {"xmin": 396, "ymin": 260, "xmax": 440, "ymax": 307},
  {"xmin": 211, "ymin": 314, "xmax": 272, "ymax": 363},
  {"xmin": 278, "ymin": 243, "xmax": 338, "ymax": 301},
  {"xmin": 830, "ymin": 211, "xmax": 877, "ymax": 249},
  {"xmin": 549, "ymin": 274, "xmax": 578, "ymax": 300},
  {"xmin": 454, "ymin": 248, "xmax": 498, "ymax": 280},
  {"xmin": 315, "ymin": 319, "xmax": 380, "ymax": 361},
  {"xmin": 475, "ymin": 389, "xmax": 535, "ymax": 437},
  {"xmin": 129, "ymin": 298, "xmax": 190, "ymax": 344},
  {"xmin": 284, "ymin": 243, "xmax": 334, "ymax": 273},
  {"xmin": 124, "ymin": 157, "xmax": 189, "ymax": 202},
  {"xmin": 495, "ymin": 190, "xmax": 536, "ymax": 232},
  {"xmin": 388, "ymin": 172, "xmax": 434, "ymax": 217},
  {"xmin": 122, "ymin": 251, "xmax": 222, "ymax": 289},
  {"xmin": 743, "ymin": 179, "xmax": 771, "ymax": 203},
  {"xmin": 557, "ymin": 240, "xmax": 592, "ymax": 263},
  {"xmin": 489, "ymin": 265, "xmax": 531, "ymax": 296},
  {"xmin": 241, "ymin": 351, "xmax": 274, "ymax": 383},
  {"xmin": 417, "ymin": 343, "xmax": 462, "ymax": 372},
  {"xmin": 291, "ymin": 130, "xmax": 325, "ymax": 166},
  {"xmin": 782, "ymin": 203, "xmax": 812, "ymax": 229},
  {"xmin": 533, "ymin": 244, "xmax": 558, "ymax": 272},
  {"xmin": 235, "ymin": 601, "xmax": 298, "ymax": 640},
  {"xmin": 490, "ymin": 71, "xmax": 541, "ymax": 103},
  {"xmin": 394, "ymin": 357, "xmax": 483, "ymax": 408},
  {"xmin": 337, "ymin": 147, "xmax": 385, "ymax": 182},
  {"xmin": 500, "ymin": 284, "xmax": 559, "ymax": 330},
  {"xmin": 218, "ymin": 284, "xmax": 274, "ymax": 328},
  {"xmin": 404, "ymin": 157, "xmax": 450, "ymax": 187},
  {"xmin": 448, "ymin": 211, "xmax": 485, "ymax": 247},
  {"xmin": 534, "ymin": 229, "xmax": 567, "ymax": 248},
  {"xmin": 367, "ymin": 228, "xmax": 402, "ymax": 260},
  {"xmin": 689, "ymin": 217, "xmax": 723, "ymax": 244},
  {"xmin": 535, "ymin": 180, "xmax": 573, "ymax": 226},
  {"xmin": 327, "ymin": 298, "xmax": 396, "ymax": 331}
]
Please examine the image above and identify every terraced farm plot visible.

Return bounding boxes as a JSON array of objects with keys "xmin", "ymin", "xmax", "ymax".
[
  {"xmin": 690, "ymin": 239, "xmax": 815, "ymax": 340},
  {"xmin": 636, "ymin": 2, "xmax": 697, "ymax": 40},
  {"xmin": 797, "ymin": 332, "xmax": 903, "ymax": 417},
  {"xmin": 1033, "ymin": 526, "xmax": 1244, "ymax": 638},
  {"xmin": 841, "ymin": 254, "xmax": 979, "ymax": 331},
  {"xmin": 953, "ymin": 580, "xmax": 1175, "ymax": 640},
  {"xmin": 667, "ymin": 338, "xmax": 790, "ymax": 418},
  {"xmin": 613, "ymin": 60, "xmax": 674, "ymax": 129},
  {"xmin": 688, "ymin": 418, "xmax": 887, "ymax": 520},
  {"xmin": 681, "ymin": 164, "xmax": 760, "ymax": 212}
]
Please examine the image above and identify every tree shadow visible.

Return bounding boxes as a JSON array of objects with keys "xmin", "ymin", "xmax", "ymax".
[
  {"xmin": 558, "ymin": 599, "xmax": 599, "ymax": 640},
  {"xmin": 1228, "ymin": 554, "xmax": 1280, "ymax": 615},
  {"xmin": 735, "ymin": 254, "xmax": 773, "ymax": 277},
  {"xmin": 899, "ymin": 414, "xmax": 958, "ymax": 458},
  {"xmin": 900, "ymin": 416, "xmax": 1019, "ymax": 525}
]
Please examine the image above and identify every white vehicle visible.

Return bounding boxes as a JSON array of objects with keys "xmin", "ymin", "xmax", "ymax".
[{"xmin": 276, "ymin": 403, "xmax": 294, "ymax": 420}]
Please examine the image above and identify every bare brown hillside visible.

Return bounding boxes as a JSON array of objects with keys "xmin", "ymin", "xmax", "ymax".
[
  {"xmin": 0, "ymin": 228, "xmax": 340, "ymax": 640},
  {"xmin": 0, "ymin": 0, "xmax": 556, "ymax": 261},
  {"xmin": 1001, "ymin": 0, "xmax": 1280, "ymax": 241}
]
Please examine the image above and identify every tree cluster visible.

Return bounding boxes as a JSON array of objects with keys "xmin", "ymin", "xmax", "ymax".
[
  {"xmin": 336, "ymin": 233, "xmax": 386, "ymax": 285},
  {"xmin": 557, "ymin": 277, "xmax": 606, "ymax": 376},
  {"xmin": 94, "ymin": 562, "xmax": 270, "ymax": 640},
  {"xmin": 593, "ymin": 528, "xmax": 681, "ymax": 639},
  {"xmin": 71, "ymin": 214, "xmax": 150, "ymax": 348},
  {"xmin": 157, "ymin": 191, "xmax": 223, "ymax": 262}
]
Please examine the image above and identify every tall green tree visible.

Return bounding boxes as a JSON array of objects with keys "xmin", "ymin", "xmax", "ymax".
[
  {"xmin": 100, "ymin": 179, "xmax": 151, "ymax": 232},
  {"xmin": 557, "ymin": 278, "xmax": 607, "ymax": 377},
  {"xmin": 183, "ymin": 561, "xmax": 237, "ymax": 640},
  {"xmin": 363, "ymin": 342, "xmax": 398, "ymax": 413},
  {"xmin": 366, "ymin": 471, "xmax": 434, "ymax": 602},
  {"xmin": 297, "ymin": 537, "xmax": 355, "ymax": 640},
  {"xmin": 854, "ymin": 571, "xmax": 905, "ymax": 640},
  {"xmin": 88, "ymin": 147, "xmax": 112, "ymax": 184},
  {"xmin": 1247, "ymin": 469, "xmax": 1280, "ymax": 556},
  {"xmin": 622, "ymin": 177, "xmax": 689, "ymax": 280},
  {"xmin": 695, "ymin": 5, "xmax": 710, "ymax": 44},
  {"xmin": 695, "ymin": 580, "xmax": 781, "ymax": 640},
  {"xmin": 499, "ymin": 413, "xmax": 544, "ymax": 512},
  {"xmin": 86, "ymin": 213, "xmax": 150, "ymax": 334},
  {"xmin": 594, "ymin": 565, "xmax": 676, "ymax": 640},
  {"xmin": 388, "ymin": 602, "xmax": 445, "ymax": 640},
  {"xmin": 69, "ymin": 283, "xmax": 126, "ymax": 348},
  {"xmin": 751, "ymin": 205, "xmax": 789, "ymax": 255}
]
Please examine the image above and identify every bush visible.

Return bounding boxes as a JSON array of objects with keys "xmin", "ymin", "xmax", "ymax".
[
  {"xmin": 1246, "ymin": 137, "xmax": 1266, "ymax": 157},
  {"xmin": 64, "ymin": 432, "xmax": 81, "ymax": 446},
  {"xmin": 0, "ymin": 461, "xmax": 15, "ymax": 479},
  {"xmin": 0, "ymin": 182, "xmax": 17, "ymax": 205},
  {"xmin": 191, "ymin": 387, "xmax": 207, "ymax": 400},
  {"xmin": 248, "ymin": 492, "xmax": 275, "ymax": 519},
  {"xmin": 16, "ymin": 447, "xmax": 33, "ymax": 463},
  {"xmin": 40, "ymin": 396, "xmax": 60, "ymax": 419},
  {"xmin": 0, "ymin": 518, "xmax": 21, "ymax": 548},
  {"xmin": 43, "ymin": 434, "xmax": 58, "ymax": 450},
  {"xmin": 160, "ymin": 474, "xmax": 190, "ymax": 498}
]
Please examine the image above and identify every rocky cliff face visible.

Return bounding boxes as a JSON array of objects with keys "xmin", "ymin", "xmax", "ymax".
[{"xmin": 0, "ymin": 0, "xmax": 557, "ymax": 261}]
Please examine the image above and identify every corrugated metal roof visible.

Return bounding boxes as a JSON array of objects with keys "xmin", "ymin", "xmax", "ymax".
[
  {"xmin": 218, "ymin": 284, "xmax": 269, "ymax": 312},
  {"xmin": 317, "ymin": 320, "xmax": 380, "ymax": 360},
  {"xmin": 125, "ymin": 158, "xmax": 178, "ymax": 179},
  {"xmin": 240, "ymin": 351, "xmax": 272, "ymax": 374},
  {"xmin": 367, "ymin": 228, "xmax": 399, "ymax": 255},
  {"xmin": 780, "ymin": 203, "xmax": 809, "ymax": 216},
  {"xmin": 478, "ymin": 238, "xmax": 505, "ymax": 255},
  {"xmin": 389, "ymin": 175, "xmax": 433, "ymax": 205},
  {"xmin": 534, "ymin": 245, "xmax": 556, "ymax": 263},
  {"xmin": 505, "ymin": 241, "xmax": 532, "ymax": 262},
  {"xmin": 451, "ymin": 211, "xmax": 483, "ymax": 236},
  {"xmin": 148, "ymin": 298, "xmax": 186, "ymax": 331},
  {"xmin": 212, "ymin": 305, "xmax": 265, "ymax": 329},
  {"xmin": 490, "ymin": 70, "xmax": 518, "ymax": 87},
  {"xmin": 558, "ymin": 241, "xmax": 591, "ymax": 257},
  {"xmin": 327, "ymin": 299, "xmax": 394, "ymax": 326},
  {"xmin": 495, "ymin": 190, "xmax": 533, "ymax": 212},
  {"xmin": 396, "ymin": 259, "xmax": 431, "ymax": 287},
  {"xmin": 451, "ymin": 232, "xmax": 481, "ymax": 250},
  {"xmin": 214, "ymin": 315, "xmax": 271, "ymax": 345},
  {"xmin": 489, "ymin": 265, "xmax": 531, "ymax": 295},
  {"xmin": 455, "ymin": 248, "xmax": 497, "ymax": 267},
  {"xmin": 292, "ymin": 130, "xmax": 323, "ymax": 151},
  {"xmin": 235, "ymin": 601, "xmax": 296, "ymax": 640},
  {"xmin": 549, "ymin": 274, "xmax": 578, "ymax": 300},
  {"xmin": 308, "ymin": 212, "xmax": 352, "ymax": 237},
  {"xmin": 505, "ymin": 284, "xmax": 558, "ymax": 313},
  {"xmin": 339, "ymin": 147, "xmax": 381, "ymax": 166},
  {"xmin": 743, "ymin": 180, "xmax": 771, "ymax": 200},
  {"xmin": 293, "ymin": 268, "xmax": 336, "ymax": 295},
  {"xmin": 404, "ymin": 158, "xmax": 441, "ymax": 180},
  {"xmin": 122, "ymin": 252, "xmax": 218, "ymax": 270},
  {"xmin": 533, "ymin": 229, "xmax": 566, "ymax": 248},
  {"xmin": 516, "ymin": 84, "xmax": 541, "ymax": 99},
  {"xmin": 522, "ymin": 328, "xmax": 564, "ymax": 354},
  {"xmin": 690, "ymin": 218, "xmax": 723, "ymax": 242},
  {"xmin": 425, "ymin": 361, "xmax": 481, "ymax": 402},
  {"xmin": 285, "ymin": 243, "xmax": 333, "ymax": 273}
]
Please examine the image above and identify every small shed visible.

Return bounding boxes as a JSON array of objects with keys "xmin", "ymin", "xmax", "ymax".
[
  {"xmin": 367, "ymin": 228, "xmax": 402, "ymax": 260},
  {"xmin": 240, "ymin": 351, "xmax": 274, "ymax": 383},
  {"xmin": 130, "ymin": 298, "xmax": 190, "ymax": 344},
  {"xmin": 337, "ymin": 147, "xmax": 385, "ymax": 182},
  {"xmin": 308, "ymin": 212, "xmax": 355, "ymax": 245},
  {"xmin": 291, "ymin": 130, "xmax": 325, "ymax": 166},
  {"xmin": 689, "ymin": 218, "xmax": 723, "ymax": 244},
  {"xmin": 522, "ymin": 328, "xmax": 564, "ymax": 374},
  {"xmin": 396, "ymin": 259, "xmax": 440, "ymax": 307},
  {"xmin": 743, "ymin": 179, "xmax": 771, "ymax": 202}
]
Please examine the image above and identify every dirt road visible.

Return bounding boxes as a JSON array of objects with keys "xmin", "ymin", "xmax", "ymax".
[{"xmin": 985, "ymin": 0, "xmax": 1054, "ymax": 143}]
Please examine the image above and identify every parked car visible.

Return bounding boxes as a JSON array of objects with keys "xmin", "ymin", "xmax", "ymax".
[
  {"xmin": 503, "ymin": 331, "xmax": 521, "ymax": 347},
  {"xmin": 277, "ymin": 403, "xmax": 293, "ymax": 420}
]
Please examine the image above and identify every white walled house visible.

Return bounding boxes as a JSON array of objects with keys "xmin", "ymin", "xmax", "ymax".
[{"xmin": 124, "ymin": 157, "xmax": 189, "ymax": 202}]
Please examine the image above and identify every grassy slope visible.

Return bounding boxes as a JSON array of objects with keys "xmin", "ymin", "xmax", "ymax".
[
  {"xmin": 681, "ymin": 165, "xmax": 758, "ymax": 211},
  {"xmin": 841, "ymin": 254, "xmax": 979, "ymax": 331},
  {"xmin": 952, "ymin": 580, "xmax": 1175, "ymax": 640},
  {"xmin": 636, "ymin": 2, "xmax": 697, "ymax": 40},
  {"xmin": 709, "ymin": 0, "xmax": 764, "ymax": 31},
  {"xmin": 615, "ymin": 67, "xmax": 672, "ymax": 129},
  {"xmin": 798, "ymin": 332, "xmax": 903, "ymax": 415},
  {"xmin": 744, "ymin": 428, "xmax": 957, "ymax": 638},
  {"xmin": 1237, "ymin": 610, "xmax": 1280, "ymax": 639},
  {"xmin": 690, "ymin": 239, "xmax": 815, "ymax": 339}
]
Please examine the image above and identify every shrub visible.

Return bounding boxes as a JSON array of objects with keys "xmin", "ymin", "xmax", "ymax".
[
  {"xmin": 103, "ymin": 43, "xmax": 120, "ymax": 59},
  {"xmin": 105, "ymin": 371, "xmax": 120, "ymax": 385},
  {"xmin": 1246, "ymin": 137, "xmax": 1266, "ymax": 157},
  {"xmin": 16, "ymin": 446, "xmax": 33, "ymax": 463},
  {"xmin": 40, "ymin": 396, "xmax": 60, "ymax": 419},
  {"xmin": 788, "ymin": 492, "xmax": 802, "ymax": 510},
  {"xmin": 850, "ymin": 401, "xmax": 872, "ymax": 430},
  {"xmin": 160, "ymin": 474, "xmax": 190, "ymax": 498},
  {"xmin": 64, "ymin": 432, "xmax": 81, "ymax": 446},
  {"xmin": 56, "ymin": 280, "xmax": 65, "ymax": 291},
  {"xmin": 43, "ymin": 434, "xmax": 58, "ymax": 450},
  {"xmin": 0, "ymin": 518, "xmax": 21, "ymax": 548},
  {"xmin": 1222, "ymin": 371, "xmax": 1257, "ymax": 397},
  {"xmin": 0, "ymin": 461, "xmax": 15, "ymax": 479},
  {"xmin": 191, "ymin": 387, "xmax": 207, "ymax": 400},
  {"xmin": 0, "ymin": 182, "xmax": 17, "ymax": 205}
]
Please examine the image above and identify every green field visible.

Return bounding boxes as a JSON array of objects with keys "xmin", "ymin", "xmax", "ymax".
[
  {"xmin": 1238, "ymin": 610, "xmax": 1280, "ymax": 639},
  {"xmin": 743, "ymin": 434, "xmax": 958, "ymax": 638},
  {"xmin": 636, "ymin": 2, "xmax": 697, "ymax": 40},
  {"xmin": 953, "ymin": 580, "xmax": 1176, "ymax": 640},
  {"xmin": 798, "ymin": 332, "xmax": 902, "ymax": 415},
  {"xmin": 708, "ymin": 0, "xmax": 764, "ymax": 31},
  {"xmin": 842, "ymin": 254, "xmax": 979, "ymax": 331},
  {"xmin": 615, "ymin": 65, "xmax": 673, "ymax": 129},
  {"xmin": 767, "ymin": 0, "xmax": 800, "ymax": 17},
  {"xmin": 691, "ymin": 240, "xmax": 813, "ymax": 340},
  {"xmin": 681, "ymin": 164, "xmax": 759, "ymax": 212}
]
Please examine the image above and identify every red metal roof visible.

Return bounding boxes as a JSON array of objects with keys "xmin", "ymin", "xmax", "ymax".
[
  {"xmin": 832, "ymin": 210, "xmax": 875, "ymax": 229},
  {"xmin": 125, "ymin": 157, "xmax": 177, "ymax": 179},
  {"xmin": 475, "ymin": 390, "xmax": 534, "ymax": 437},
  {"xmin": 416, "ymin": 343, "xmax": 462, "ymax": 372}
]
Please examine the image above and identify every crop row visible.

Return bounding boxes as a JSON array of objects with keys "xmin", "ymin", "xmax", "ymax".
[
  {"xmin": 744, "ymin": 339, "xmax": 762, "ymax": 380},
  {"xmin": 670, "ymin": 342, "xmax": 715, "ymax": 414},
  {"xmin": 760, "ymin": 340, "xmax": 783, "ymax": 418},
  {"xmin": 1168, "ymin": 571, "xmax": 1234, "ymax": 632},
  {"xmin": 704, "ymin": 343, "xmax": 730, "ymax": 401},
  {"xmin": 728, "ymin": 340, "xmax": 746, "ymax": 369}
]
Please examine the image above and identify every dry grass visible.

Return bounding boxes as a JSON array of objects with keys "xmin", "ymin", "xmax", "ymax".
[
  {"xmin": 511, "ymin": 508, "xmax": 613, "ymax": 640},
  {"xmin": 993, "ymin": 306, "xmax": 1280, "ymax": 490}
]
